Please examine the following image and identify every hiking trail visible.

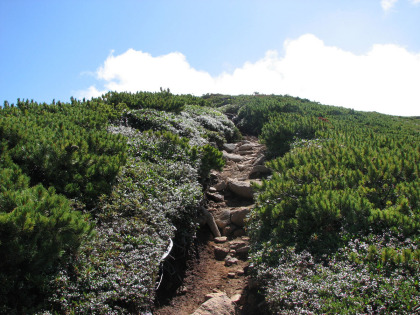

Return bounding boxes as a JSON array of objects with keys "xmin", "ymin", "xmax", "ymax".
[{"xmin": 154, "ymin": 136, "xmax": 270, "ymax": 315}]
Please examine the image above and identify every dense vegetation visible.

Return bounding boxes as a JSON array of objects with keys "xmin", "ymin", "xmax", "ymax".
[
  {"xmin": 227, "ymin": 95, "xmax": 419, "ymax": 314},
  {"xmin": 1, "ymin": 91, "xmax": 418, "ymax": 314},
  {"xmin": 0, "ymin": 91, "xmax": 237, "ymax": 314}
]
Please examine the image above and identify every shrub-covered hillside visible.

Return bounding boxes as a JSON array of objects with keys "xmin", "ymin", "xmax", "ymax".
[
  {"xmin": 0, "ymin": 91, "xmax": 239, "ymax": 314},
  {"xmin": 0, "ymin": 92, "xmax": 418, "ymax": 314},
  {"xmin": 221, "ymin": 94, "xmax": 419, "ymax": 314}
]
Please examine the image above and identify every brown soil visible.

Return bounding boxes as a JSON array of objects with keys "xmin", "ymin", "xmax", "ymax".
[{"xmin": 153, "ymin": 136, "xmax": 267, "ymax": 315}]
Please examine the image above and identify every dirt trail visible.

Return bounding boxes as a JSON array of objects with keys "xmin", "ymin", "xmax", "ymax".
[{"xmin": 154, "ymin": 136, "xmax": 268, "ymax": 315}]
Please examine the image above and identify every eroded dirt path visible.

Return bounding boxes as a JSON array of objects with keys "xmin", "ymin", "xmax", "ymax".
[{"xmin": 154, "ymin": 136, "xmax": 268, "ymax": 315}]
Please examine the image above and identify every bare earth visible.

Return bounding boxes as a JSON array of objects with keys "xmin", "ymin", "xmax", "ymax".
[{"xmin": 154, "ymin": 137, "xmax": 267, "ymax": 315}]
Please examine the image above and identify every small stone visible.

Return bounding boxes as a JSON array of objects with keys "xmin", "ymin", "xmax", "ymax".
[
  {"xmin": 241, "ymin": 236, "xmax": 250, "ymax": 241},
  {"xmin": 207, "ymin": 192, "xmax": 224, "ymax": 202},
  {"xmin": 214, "ymin": 236, "xmax": 228, "ymax": 243},
  {"xmin": 223, "ymin": 143, "xmax": 237, "ymax": 152},
  {"xmin": 225, "ymin": 256, "xmax": 239, "ymax": 266},
  {"xmin": 229, "ymin": 239, "xmax": 247, "ymax": 250},
  {"xmin": 177, "ymin": 286, "xmax": 188, "ymax": 295},
  {"xmin": 227, "ymin": 272, "xmax": 236, "ymax": 278},
  {"xmin": 214, "ymin": 246, "xmax": 229, "ymax": 260},
  {"xmin": 235, "ymin": 246, "xmax": 250, "ymax": 258},
  {"xmin": 208, "ymin": 187, "xmax": 217, "ymax": 193},
  {"xmin": 222, "ymin": 224, "xmax": 237, "ymax": 237},
  {"xmin": 214, "ymin": 180, "xmax": 227, "ymax": 191},
  {"xmin": 236, "ymin": 269, "xmax": 245, "ymax": 276}
]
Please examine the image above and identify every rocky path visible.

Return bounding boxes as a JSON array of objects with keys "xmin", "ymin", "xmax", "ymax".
[{"xmin": 154, "ymin": 136, "xmax": 270, "ymax": 315}]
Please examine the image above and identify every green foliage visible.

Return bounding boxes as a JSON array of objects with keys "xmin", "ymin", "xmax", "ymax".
[
  {"xmin": 261, "ymin": 113, "xmax": 328, "ymax": 158},
  {"xmin": 97, "ymin": 89, "xmax": 209, "ymax": 113},
  {"xmin": 243, "ymin": 95, "xmax": 420, "ymax": 313},
  {"xmin": 198, "ymin": 144, "xmax": 225, "ymax": 179},
  {"xmin": 46, "ymin": 126, "xmax": 204, "ymax": 313},
  {"xmin": 0, "ymin": 92, "xmax": 237, "ymax": 313},
  {"xmin": 0, "ymin": 99, "xmax": 127, "ymax": 204},
  {"xmin": 0, "ymin": 158, "xmax": 93, "ymax": 313}
]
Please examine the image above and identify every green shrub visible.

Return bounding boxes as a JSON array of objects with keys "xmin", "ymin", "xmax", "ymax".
[
  {"xmin": 198, "ymin": 144, "xmax": 225, "ymax": 179},
  {"xmin": 0, "ymin": 172, "xmax": 93, "ymax": 313}
]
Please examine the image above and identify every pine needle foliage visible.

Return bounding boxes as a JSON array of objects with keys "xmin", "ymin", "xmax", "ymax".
[{"xmin": 236, "ymin": 95, "xmax": 420, "ymax": 314}]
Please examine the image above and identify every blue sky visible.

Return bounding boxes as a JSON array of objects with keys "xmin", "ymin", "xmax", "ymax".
[{"xmin": 1, "ymin": 0, "xmax": 420, "ymax": 116}]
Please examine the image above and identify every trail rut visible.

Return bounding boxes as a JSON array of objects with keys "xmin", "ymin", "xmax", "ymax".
[{"xmin": 154, "ymin": 136, "xmax": 269, "ymax": 315}]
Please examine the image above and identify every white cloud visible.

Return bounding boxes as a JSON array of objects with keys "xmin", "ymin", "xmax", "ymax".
[
  {"xmin": 78, "ymin": 34, "xmax": 420, "ymax": 116},
  {"xmin": 381, "ymin": 0, "xmax": 398, "ymax": 11},
  {"xmin": 381, "ymin": 0, "xmax": 420, "ymax": 11}
]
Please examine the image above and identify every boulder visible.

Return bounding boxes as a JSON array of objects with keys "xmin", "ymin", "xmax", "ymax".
[
  {"xmin": 231, "ymin": 207, "xmax": 252, "ymax": 227},
  {"xmin": 222, "ymin": 151, "xmax": 244, "ymax": 162},
  {"xmin": 213, "ymin": 209, "xmax": 231, "ymax": 229},
  {"xmin": 223, "ymin": 143, "xmax": 237, "ymax": 153},
  {"xmin": 237, "ymin": 143, "xmax": 254, "ymax": 151},
  {"xmin": 191, "ymin": 292, "xmax": 235, "ymax": 315},
  {"xmin": 228, "ymin": 180, "xmax": 254, "ymax": 199}
]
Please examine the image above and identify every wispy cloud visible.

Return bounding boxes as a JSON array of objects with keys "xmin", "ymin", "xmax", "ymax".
[
  {"xmin": 381, "ymin": 0, "xmax": 420, "ymax": 11},
  {"xmin": 77, "ymin": 34, "xmax": 420, "ymax": 116},
  {"xmin": 381, "ymin": 0, "xmax": 398, "ymax": 11}
]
